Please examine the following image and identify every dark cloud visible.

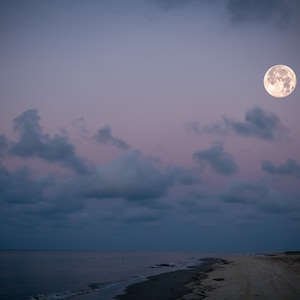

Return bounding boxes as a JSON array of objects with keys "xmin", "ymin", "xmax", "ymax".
[
  {"xmin": 225, "ymin": 0, "xmax": 290, "ymax": 26},
  {"xmin": 193, "ymin": 141, "xmax": 237, "ymax": 175},
  {"xmin": 0, "ymin": 164, "xmax": 48, "ymax": 205},
  {"xmin": 0, "ymin": 163, "xmax": 82, "ymax": 212},
  {"xmin": 233, "ymin": 215, "xmax": 263, "ymax": 228},
  {"xmin": 262, "ymin": 158, "xmax": 300, "ymax": 178},
  {"xmin": 153, "ymin": 0, "xmax": 296, "ymax": 27},
  {"xmin": 188, "ymin": 107, "xmax": 288, "ymax": 141},
  {"xmin": 0, "ymin": 163, "xmax": 87, "ymax": 231},
  {"xmin": 221, "ymin": 180, "xmax": 268, "ymax": 204},
  {"xmin": 10, "ymin": 109, "xmax": 89, "ymax": 174},
  {"xmin": 167, "ymin": 165, "xmax": 200, "ymax": 185},
  {"xmin": 221, "ymin": 180, "xmax": 300, "ymax": 215},
  {"xmin": 94, "ymin": 125, "xmax": 130, "ymax": 150},
  {"xmin": 180, "ymin": 191, "xmax": 219, "ymax": 214},
  {"xmin": 0, "ymin": 148, "xmax": 200, "ymax": 231},
  {"xmin": 121, "ymin": 206, "xmax": 166, "ymax": 223},
  {"xmin": 82, "ymin": 150, "xmax": 198, "ymax": 202},
  {"xmin": 257, "ymin": 190, "xmax": 300, "ymax": 215},
  {"xmin": 1, "ymin": 110, "xmax": 201, "ymax": 229}
]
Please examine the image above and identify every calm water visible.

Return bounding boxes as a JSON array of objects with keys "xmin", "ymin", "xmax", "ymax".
[{"xmin": 0, "ymin": 251, "xmax": 210, "ymax": 300}]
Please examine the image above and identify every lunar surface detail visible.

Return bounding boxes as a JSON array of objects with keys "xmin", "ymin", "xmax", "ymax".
[{"xmin": 263, "ymin": 65, "xmax": 297, "ymax": 98}]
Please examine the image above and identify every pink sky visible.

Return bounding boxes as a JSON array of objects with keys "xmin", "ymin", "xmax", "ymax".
[{"xmin": 0, "ymin": 0, "xmax": 300, "ymax": 252}]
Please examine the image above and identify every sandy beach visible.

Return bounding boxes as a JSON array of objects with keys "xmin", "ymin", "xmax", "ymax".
[
  {"xmin": 177, "ymin": 252, "xmax": 300, "ymax": 300},
  {"xmin": 115, "ymin": 253, "xmax": 300, "ymax": 300}
]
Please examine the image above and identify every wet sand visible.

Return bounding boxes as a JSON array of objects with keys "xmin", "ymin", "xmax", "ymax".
[{"xmin": 114, "ymin": 258, "xmax": 221, "ymax": 300}]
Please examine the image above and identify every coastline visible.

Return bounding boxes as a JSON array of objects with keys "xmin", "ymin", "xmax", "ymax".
[
  {"xmin": 114, "ymin": 258, "xmax": 224, "ymax": 300},
  {"xmin": 114, "ymin": 252, "xmax": 300, "ymax": 300},
  {"xmin": 176, "ymin": 252, "xmax": 300, "ymax": 300}
]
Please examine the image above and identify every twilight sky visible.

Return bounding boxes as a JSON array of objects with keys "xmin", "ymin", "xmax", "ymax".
[{"xmin": 1, "ymin": 0, "xmax": 300, "ymax": 252}]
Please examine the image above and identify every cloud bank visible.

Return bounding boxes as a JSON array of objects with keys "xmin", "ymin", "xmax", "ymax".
[
  {"xmin": 221, "ymin": 179, "xmax": 300, "ymax": 215},
  {"xmin": 1, "ymin": 109, "xmax": 299, "ymax": 251},
  {"xmin": 0, "ymin": 109, "xmax": 201, "ymax": 228}
]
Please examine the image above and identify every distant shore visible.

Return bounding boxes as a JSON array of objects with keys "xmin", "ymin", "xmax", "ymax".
[{"xmin": 114, "ymin": 252, "xmax": 300, "ymax": 300}]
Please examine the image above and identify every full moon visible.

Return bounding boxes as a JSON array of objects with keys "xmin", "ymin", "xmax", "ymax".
[{"xmin": 263, "ymin": 64, "xmax": 297, "ymax": 98}]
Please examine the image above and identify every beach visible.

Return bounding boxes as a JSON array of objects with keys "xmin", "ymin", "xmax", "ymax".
[
  {"xmin": 114, "ymin": 258, "xmax": 221, "ymax": 300},
  {"xmin": 115, "ymin": 253, "xmax": 300, "ymax": 300}
]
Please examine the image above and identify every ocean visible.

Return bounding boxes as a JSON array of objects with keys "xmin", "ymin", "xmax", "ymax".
[{"xmin": 0, "ymin": 251, "xmax": 210, "ymax": 300}]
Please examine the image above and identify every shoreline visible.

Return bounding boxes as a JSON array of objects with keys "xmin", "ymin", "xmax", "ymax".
[
  {"xmin": 114, "ymin": 252, "xmax": 300, "ymax": 300},
  {"xmin": 114, "ymin": 258, "xmax": 225, "ymax": 300},
  {"xmin": 176, "ymin": 252, "xmax": 300, "ymax": 300}
]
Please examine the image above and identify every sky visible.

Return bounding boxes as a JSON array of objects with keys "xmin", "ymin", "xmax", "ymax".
[{"xmin": 0, "ymin": 0, "xmax": 300, "ymax": 252}]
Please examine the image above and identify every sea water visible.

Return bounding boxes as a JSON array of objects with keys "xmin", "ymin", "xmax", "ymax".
[{"xmin": 0, "ymin": 251, "xmax": 209, "ymax": 300}]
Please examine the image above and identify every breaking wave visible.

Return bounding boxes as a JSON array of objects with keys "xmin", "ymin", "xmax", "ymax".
[{"xmin": 25, "ymin": 281, "xmax": 123, "ymax": 300}]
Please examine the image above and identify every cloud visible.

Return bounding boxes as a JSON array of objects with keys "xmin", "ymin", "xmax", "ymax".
[
  {"xmin": 0, "ymin": 163, "xmax": 88, "ymax": 231},
  {"xmin": 225, "ymin": 0, "xmax": 290, "ymax": 26},
  {"xmin": 82, "ymin": 150, "xmax": 198, "ymax": 203},
  {"xmin": 262, "ymin": 158, "xmax": 300, "ymax": 178},
  {"xmin": 221, "ymin": 180, "xmax": 268, "ymax": 204},
  {"xmin": 180, "ymin": 190, "xmax": 219, "ymax": 214},
  {"xmin": 94, "ymin": 125, "xmax": 130, "ymax": 150},
  {"xmin": 0, "ymin": 134, "xmax": 8, "ymax": 155},
  {"xmin": 193, "ymin": 141, "xmax": 237, "ymax": 175},
  {"xmin": 258, "ymin": 190, "xmax": 300, "ymax": 214},
  {"xmin": 0, "ymin": 164, "xmax": 48, "ymax": 205},
  {"xmin": 0, "ymin": 110, "xmax": 202, "ymax": 230},
  {"xmin": 0, "ymin": 163, "xmax": 82, "ymax": 212},
  {"xmin": 0, "ymin": 148, "xmax": 201, "ymax": 231},
  {"xmin": 188, "ymin": 107, "xmax": 288, "ymax": 141},
  {"xmin": 153, "ymin": 0, "xmax": 296, "ymax": 27},
  {"xmin": 170, "ymin": 166, "xmax": 200, "ymax": 185},
  {"xmin": 121, "ymin": 206, "xmax": 166, "ymax": 223},
  {"xmin": 221, "ymin": 179, "xmax": 300, "ymax": 215},
  {"xmin": 10, "ymin": 109, "xmax": 89, "ymax": 174}
]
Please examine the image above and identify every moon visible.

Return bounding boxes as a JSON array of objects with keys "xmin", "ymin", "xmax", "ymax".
[{"xmin": 263, "ymin": 64, "xmax": 297, "ymax": 98}]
